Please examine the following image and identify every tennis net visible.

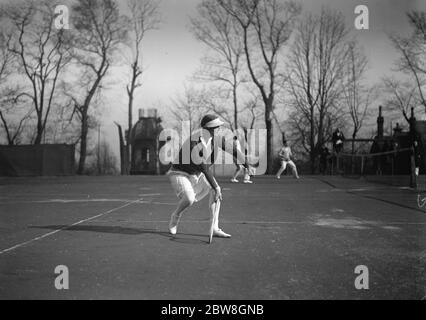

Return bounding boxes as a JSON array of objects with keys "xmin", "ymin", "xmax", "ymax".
[{"xmin": 333, "ymin": 147, "xmax": 417, "ymax": 188}]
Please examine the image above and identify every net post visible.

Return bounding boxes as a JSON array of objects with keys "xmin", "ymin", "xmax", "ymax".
[
  {"xmin": 410, "ymin": 147, "xmax": 417, "ymax": 189},
  {"xmin": 361, "ymin": 156, "xmax": 365, "ymax": 176}
]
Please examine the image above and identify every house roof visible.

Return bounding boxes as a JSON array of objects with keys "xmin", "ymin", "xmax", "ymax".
[{"xmin": 130, "ymin": 117, "xmax": 162, "ymax": 143}]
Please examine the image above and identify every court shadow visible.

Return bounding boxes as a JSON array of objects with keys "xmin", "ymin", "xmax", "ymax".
[
  {"xmin": 169, "ymin": 236, "xmax": 209, "ymax": 245},
  {"xmin": 29, "ymin": 225, "xmax": 208, "ymax": 244}
]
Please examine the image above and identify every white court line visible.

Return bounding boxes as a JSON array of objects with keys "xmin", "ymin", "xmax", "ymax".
[
  {"xmin": 87, "ymin": 220, "xmax": 308, "ymax": 225},
  {"xmin": 90, "ymin": 219, "xmax": 426, "ymax": 226},
  {"xmin": 0, "ymin": 197, "xmax": 143, "ymax": 256},
  {"xmin": 142, "ymin": 201, "xmax": 175, "ymax": 205},
  {"xmin": 33, "ymin": 199, "xmax": 135, "ymax": 203},
  {"xmin": 1, "ymin": 194, "xmax": 165, "ymax": 204}
]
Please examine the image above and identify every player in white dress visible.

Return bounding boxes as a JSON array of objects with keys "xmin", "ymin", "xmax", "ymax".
[
  {"xmin": 167, "ymin": 114, "xmax": 250, "ymax": 243},
  {"xmin": 231, "ymin": 135, "xmax": 252, "ymax": 184}
]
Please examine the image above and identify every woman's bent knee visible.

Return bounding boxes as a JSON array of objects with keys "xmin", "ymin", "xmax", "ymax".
[{"xmin": 181, "ymin": 193, "xmax": 196, "ymax": 207}]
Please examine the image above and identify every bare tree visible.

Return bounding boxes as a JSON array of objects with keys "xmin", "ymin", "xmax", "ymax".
[
  {"xmin": 69, "ymin": 0, "xmax": 127, "ymax": 174},
  {"xmin": 196, "ymin": 85, "xmax": 236, "ymax": 129},
  {"xmin": 0, "ymin": 27, "xmax": 23, "ymax": 145},
  {"xmin": 0, "ymin": 30, "xmax": 14, "ymax": 85},
  {"xmin": 88, "ymin": 140, "xmax": 118, "ymax": 175},
  {"xmin": 3, "ymin": 0, "xmax": 71, "ymax": 145},
  {"xmin": 0, "ymin": 18, "xmax": 34, "ymax": 146},
  {"xmin": 44, "ymin": 94, "xmax": 81, "ymax": 144},
  {"xmin": 390, "ymin": 11, "xmax": 426, "ymax": 113},
  {"xmin": 0, "ymin": 91, "xmax": 33, "ymax": 145},
  {"xmin": 239, "ymin": 93, "xmax": 263, "ymax": 130},
  {"xmin": 383, "ymin": 77, "xmax": 420, "ymax": 124},
  {"xmin": 217, "ymin": 0, "xmax": 301, "ymax": 173},
  {"xmin": 190, "ymin": 0, "xmax": 245, "ymax": 130},
  {"xmin": 169, "ymin": 86, "xmax": 205, "ymax": 133},
  {"xmin": 342, "ymin": 42, "xmax": 376, "ymax": 154},
  {"xmin": 170, "ymin": 84, "xmax": 247, "ymax": 132},
  {"xmin": 123, "ymin": 0, "xmax": 160, "ymax": 174},
  {"xmin": 286, "ymin": 8, "xmax": 355, "ymax": 173}
]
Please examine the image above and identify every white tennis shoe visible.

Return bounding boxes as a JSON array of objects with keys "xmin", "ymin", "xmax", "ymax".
[
  {"xmin": 169, "ymin": 214, "xmax": 180, "ymax": 235},
  {"xmin": 213, "ymin": 229, "xmax": 231, "ymax": 238},
  {"xmin": 230, "ymin": 178, "xmax": 239, "ymax": 183},
  {"xmin": 209, "ymin": 228, "xmax": 232, "ymax": 244}
]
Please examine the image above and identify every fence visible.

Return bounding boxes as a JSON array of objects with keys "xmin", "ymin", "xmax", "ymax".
[{"xmin": 0, "ymin": 144, "xmax": 75, "ymax": 176}]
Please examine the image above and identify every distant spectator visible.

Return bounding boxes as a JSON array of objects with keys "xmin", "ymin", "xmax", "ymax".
[
  {"xmin": 413, "ymin": 140, "xmax": 422, "ymax": 176},
  {"xmin": 381, "ymin": 141, "xmax": 390, "ymax": 174},
  {"xmin": 392, "ymin": 141, "xmax": 399, "ymax": 151},
  {"xmin": 319, "ymin": 146, "xmax": 330, "ymax": 175},
  {"xmin": 332, "ymin": 129, "xmax": 345, "ymax": 154},
  {"xmin": 389, "ymin": 141, "xmax": 398, "ymax": 171}
]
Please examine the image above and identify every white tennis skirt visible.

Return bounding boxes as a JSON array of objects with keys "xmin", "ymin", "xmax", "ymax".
[{"xmin": 167, "ymin": 169, "xmax": 212, "ymax": 202}]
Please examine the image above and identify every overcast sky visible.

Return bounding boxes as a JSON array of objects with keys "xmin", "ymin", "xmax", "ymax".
[
  {"xmin": 100, "ymin": 0, "xmax": 425, "ymax": 151},
  {"xmin": 2, "ymin": 0, "xmax": 426, "ymax": 155},
  {"xmin": 103, "ymin": 0, "xmax": 426, "ymax": 130}
]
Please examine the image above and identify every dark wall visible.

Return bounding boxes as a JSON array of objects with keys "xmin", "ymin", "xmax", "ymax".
[
  {"xmin": 415, "ymin": 121, "xmax": 426, "ymax": 173},
  {"xmin": 0, "ymin": 144, "xmax": 75, "ymax": 176}
]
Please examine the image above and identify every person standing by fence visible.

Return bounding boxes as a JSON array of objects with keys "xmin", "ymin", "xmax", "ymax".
[
  {"xmin": 332, "ymin": 129, "xmax": 345, "ymax": 154},
  {"xmin": 413, "ymin": 140, "xmax": 422, "ymax": 177},
  {"xmin": 319, "ymin": 146, "xmax": 330, "ymax": 175}
]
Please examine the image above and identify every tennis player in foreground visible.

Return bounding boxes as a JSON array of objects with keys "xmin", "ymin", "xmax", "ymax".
[{"xmin": 167, "ymin": 114, "xmax": 250, "ymax": 244}]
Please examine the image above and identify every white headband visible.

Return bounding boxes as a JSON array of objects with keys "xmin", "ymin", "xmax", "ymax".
[{"xmin": 203, "ymin": 118, "xmax": 224, "ymax": 128}]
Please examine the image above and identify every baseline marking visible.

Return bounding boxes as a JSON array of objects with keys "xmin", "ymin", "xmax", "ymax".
[
  {"xmin": 0, "ymin": 198, "xmax": 143, "ymax": 255},
  {"xmin": 85, "ymin": 219, "xmax": 426, "ymax": 225}
]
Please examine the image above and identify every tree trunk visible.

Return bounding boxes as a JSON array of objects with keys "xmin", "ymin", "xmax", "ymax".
[
  {"xmin": 351, "ymin": 133, "xmax": 356, "ymax": 154},
  {"xmin": 265, "ymin": 101, "xmax": 273, "ymax": 174},
  {"xmin": 310, "ymin": 107, "xmax": 315, "ymax": 174},
  {"xmin": 233, "ymin": 77, "xmax": 238, "ymax": 130},
  {"xmin": 76, "ymin": 72, "xmax": 106, "ymax": 174},
  {"xmin": 351, "ymin": 131, "xmax": 356, "ymax": 175},
  {"xmin": 310, "ymin": 151, "xmax": 316, "ymax": 174},
  {"xmin": 316, "ymin": 113, "xmax": 326, "ymax": 174},
  {"xmin": 116, "ymin": 123, "xmax": 126, "ymax": 175},
  {"xmin": 77, "ymin": 112, "xmax": 88, "ymax": 174},
  {"xmin": 126, "ymin": 91, "xmax": 133, "ymax": 175},
  {"xmin": 34, "ymin": 119, "xmax": 43, "ymax": 145}
]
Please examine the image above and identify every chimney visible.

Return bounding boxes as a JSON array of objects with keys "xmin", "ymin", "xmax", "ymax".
[
  {"xmin": 377, "ymin": 105, "xmax": 384, "ymax": 138},
  {"xmin": 147, "ymin": 108, "xmax": 157, "ymax": 118},
  {"xmin": 139, "ymin": 109, "xmax": 145, "ymax": 119}
]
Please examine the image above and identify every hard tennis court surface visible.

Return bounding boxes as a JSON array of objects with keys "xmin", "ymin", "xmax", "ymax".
[{"xmin": 0, "ymin": 175, "xmax": 425, "ymax": 299}]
